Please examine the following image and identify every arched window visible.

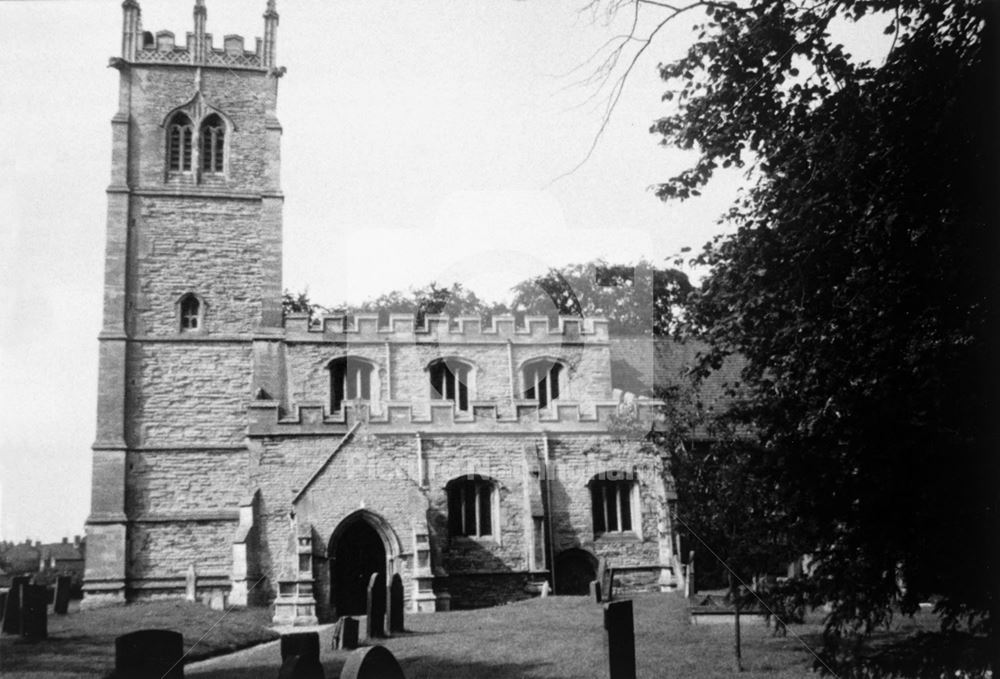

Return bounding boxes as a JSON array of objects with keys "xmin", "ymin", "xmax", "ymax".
[
  {"xmin": 589, "ymin": 471, "xmax": 638, "ymax": 537},
  {"xmin": 428, "ymin": 358, "xmax": 473, "ymax": 412},
  {"xmin": 178, "ymin": 293, "xmax": 202, "ymax": 332},
  {"xmin": 329, "ymin": 357, "xmax": 375, "ymax": 412},
  {"xmin": 200, "ymin": 114, "xmax": 225, "ymax": 174},
  {"xmin": 166, "ymin": 113, "xmax": 194, "ymax": 173},
  {"xmin": 447, "ymin": 475, "xmax": 497, "ymax": 538},
  {"xmin": 522, "ymin": 358, "xmax": 563, "ymax": 408}
]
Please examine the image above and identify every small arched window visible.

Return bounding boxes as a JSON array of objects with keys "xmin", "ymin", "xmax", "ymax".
[
  {"xmin": 200, "ymin": 114, "xmax": 225, "ymax": 174},
  {"xmin": 447, "ymin": 475, "xmax": 497, "ymax": 538},
  {"xmin": 522, "ymin": 358, "xmax": 563, "ymax": 408},
  {"xmin": 178, "ymin": 294, "xmax": 202, "ymax": 332},
  {"xmin": 166, "ymin": 113, "xmax": 194, "ymax": 173},
  {"xmin": 429, "ymin": 358, "xmax": 473, "ymax": 411},
  {"xmin": 589, "ymin": 471, "xmax": 638, "ymax": 537},
  {"xmin": 329, "ymin": 357, "xmax": 375, "ymax": 412}
]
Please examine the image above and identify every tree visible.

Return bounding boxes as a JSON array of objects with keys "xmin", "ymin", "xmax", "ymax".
[
  {"xmin": 510, "ymin": 259, "xmax": 693, "ymax": 335},
  {"xmin": 586, "ymin": 0, "xmax": 997, "ymax": 671}
]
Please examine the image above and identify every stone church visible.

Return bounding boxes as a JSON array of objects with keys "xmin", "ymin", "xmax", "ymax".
[{"xmin": 83, "ymin": 1, "xmax": 690, "ymax": 624}]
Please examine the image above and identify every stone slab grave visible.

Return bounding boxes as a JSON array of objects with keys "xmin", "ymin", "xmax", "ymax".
[
  {"xmin": 604, "ymin": 600, "xmax": 636, "ymax": 679},
  {"xmin": 53, "ymin": 575, "xmax": 72, "ymax": 615},
  {"xmin": 114, "ymin": 629, "xmax": 185, "ymax": 679},
  {"xmin": 20, "ymin": 584, "xmax": 48, "ymax": 639},
  {"xmin": 333, "ymin": 616, "xmax": 359, "ymax": 650},
  {"xmin": 366, "ymin": 572, "xmax": 387, "ymax": 639},
  {"xmin": 389, "ymin": 574, "xmax": 404, "ymax": 633},
  {"xmin": 2, "ymin": 576, "xmax": 30, "ymax": 635},
  {"xmin": 339, "ymin": 645, "xmax": 405, "ymax": 679},
  {"xmin": 689, "ymin": 593, "xmax": 767, "ymax": 626}
]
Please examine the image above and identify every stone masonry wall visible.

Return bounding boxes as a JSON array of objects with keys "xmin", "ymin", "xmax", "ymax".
[{"xmin": 129, "ymin": 342, "xmax": 252, "ymax": 447}]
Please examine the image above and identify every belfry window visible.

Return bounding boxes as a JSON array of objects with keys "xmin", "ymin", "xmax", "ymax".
[
  {"xmin": 429, "ymin": 358, "xmax": 472, "ymax": 411},
  {"xmin": 200, "ymin": 114, "xmax": 225, "ymax": 174},
  {"xmin": 522, "ymin": 359, "xmax": 563, "ymax": 408},
  {"xmin": 167, "ymin": 113, "xmax": 194, "ymax": 172},
  {"xmin": 178, "ymin": 294, "xmax": 202, "ymax": 332},
  {"xmin": 590, "ymin": 472, "xmax": 637, "ymax": 536},
  {"xmin": 447, "ymin": 476, "xmax": 496, "ymax": 538},
  {"xmin": 329, "ymin": 357, "xmax": 375, "ymax": 412}
]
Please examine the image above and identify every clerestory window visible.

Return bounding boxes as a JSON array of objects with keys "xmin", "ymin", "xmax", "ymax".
[
  {"xmin": 329, "ymin": 357, "xmax": 375, "ymax": 412},
  {"xmin": 429, "ymin": 358, "xmax": 473, "ymax": 412},
  {"xmin": 522, "ymin": 359, "xmax": 563, "ymax": 408}
]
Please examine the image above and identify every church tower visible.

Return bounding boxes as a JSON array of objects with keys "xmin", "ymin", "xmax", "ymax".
[{"xmin": 84, "ymin": 0, "xmax": 284, "ymax": 605}]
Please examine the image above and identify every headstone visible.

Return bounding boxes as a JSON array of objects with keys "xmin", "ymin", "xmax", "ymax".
[
  {"xmin": 605, "ymin": 568, "xmax": 615, "ymax": 602},
  {"xmin": 2, "ymin": 576, "xmax": 29, "ymax": 635},
  {"xmin": 53, "ymin": 575, "xmax": 72, "ymax": 615},
  {"xmin": 389, "ymin": 574, "xmax": 404, "ymax": 633},
  {"xmin": 209, "ymin": 590, "xmax": 225, "ymax": 611},
  {"xmin": 365, "ymin": 572, "xmax": 386, "ymax": 639},
  {"xmin": 114, "ymin": 629, "xmax": 185, "ymax": 679},
  {"xmin": 596, "ymin": 557, "xmax": 607, "ymax": 595},
  {"xmin": 277, "ymin": 654, "xmax": 324, "ymax": 679},
  {"xmin": 589, "ymin": 580, "xmax": 602, "ymax": 603},
  {"xmin": 20, "ymin": 585, "xmax": 48, "ymax": 639},
  {"xmin": 281, "ymin": 631, "xmax": 321, "ymax": 663},
  {"xmin": 0, "ymin": 591, "xmax": 7, "ymax": 622},
  {"xmin": 603, "ymin": 600, "xmax": 636, "ymax": 679},
  {"xmin": 331, "ymin": 619, "xmax": 344, "ymax": 649},
  {"xmin": 339, "ymin": 645, "xmax": 405, "ymax": 679},
  {"xmin": 539, "ymin": 581, "xmax": 550, "ymax": 598},
  {"xmin": 185, "ymin": 564, "xmax": 196, "ymax": 602},
  {"xmin": 338, "ymin": 617, "xmax": 359, "ymax": 650}
]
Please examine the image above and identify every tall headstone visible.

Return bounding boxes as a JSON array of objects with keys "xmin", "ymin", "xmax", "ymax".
[
  {"xmin": 589, "ymin": 580, "xmax": 602, "ymax": 603},
  {"xmin": 539, "ymin": 581, "xmax": 551, "ymax": 598},
  {"xmin": 338, "ymin": 617, "xmax": 359, "ymax": 650},
  {"xmin": 365, "ymin": 572, "xmax": 386, "ymax": 639},
  {"xmin": 53, "ymin": 575, "xmax": 72, "ymax": 615},
  {"xmin": 114, "ymin": 629, "xmax": 185, "ymax": 679},
  {"xmin": 596, "ymin": 557, "xmax": 608, "ymax": 595},
  {"xmin": 389, "ymin": 574, "xmax": 404, "ymax": 633},
  {"xmin": 20, "ymin": 584, "xmax": 48, "ymax": 639},
  {"xmin": 603, "ymin": 600, "xmax": 636, "ymax": 679},
  {"xmin": 339, "ymin": 645, "xmax": 405, "ymax": 679},
  {"xmin": 185, "ymin": 564, "xmax": 197, "ymax": 603},
  {"xmin": 280, "ymin": 631, "xmax": 320, "ymax": 663},
  {"xmin": 2, "ymin": 576, "xmax": 29, "ymax": 635},
  {"xmin": 605, "ymin": 568, "xmax": 615, "ymax": 602}
]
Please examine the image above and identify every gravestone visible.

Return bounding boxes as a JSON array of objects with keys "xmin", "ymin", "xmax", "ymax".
[
  {"xmin": 589, "ymin": 580, "xmax": 602, "ymax": 603},
  {"xmin": 365, "ymin": 572, "xmax": 386, "ymax": 639},
  {"xmin": 539, "ymin": 581, "xmax": 550, "ymax": 598},
  {"xmin": 185, "ymin": 564, "xmax": 196, "ymax": 602},
  {"xmin": 389, "ymin": 574, "xmax": 404, "ymax": 633},
  {"xmin": 2, "ymin": 576, "xmax": 29, "ymax": 635},
  {"xmin": 53, "ymin": 575, "xmax": 72, "ymax": 615},
  {"xmin": 339, "ymin": 645, "xmax": 405, "ymax": 679},
  {"xmin": 605, "ymin": 568, "xmax": 615, "ymax": 602},
  {"xmin": 277, "ymin": 654, "xmax": 324, "ymax": 679},
  {"xmin": 603, "ymin": 600, "xmax": 636, "ymax": 679},
  {"xmin": 114, "ymin": 629, "xmax": 185, "ymax": 679},
  {"xmin": 596, "ymin": 557, "xmax": 607, "ymax": 596},
  {"xmin": 281, "ymin": 631, "xmax": 321, "ymax": 663},
  {"xmin": 338, "ymin": 617, "xmax": 359, "ymax": 650},
  {"xmin": 21, "ymin": 585, "xmax": 48, "ymax": 639},
  {"xmin": 0, "ymin": 591, "xmax": 6, "ymax": 622},
  {"xmin": 209, "ymin": 590, "xmax": 225, "ymax": 611}
]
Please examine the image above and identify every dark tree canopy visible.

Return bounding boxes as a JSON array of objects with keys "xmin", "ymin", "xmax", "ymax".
[{"xmin": 628, "ymin": 0, "xmax": 998, "ymax": 668}]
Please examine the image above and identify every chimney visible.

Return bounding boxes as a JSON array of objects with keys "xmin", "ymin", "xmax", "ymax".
[{"xmin": 74, "ymin": 535, "xmax": 81, "ymax": 547}]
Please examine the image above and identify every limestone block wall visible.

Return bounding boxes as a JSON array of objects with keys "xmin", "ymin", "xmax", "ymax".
[
  {"xmin": 129, "ymin": 342, "xmax": 252, "ymax": 447},
  {"xmin": 128, "ymin": 520, "xmax": 235, "ymax": 595},
  {"xmin": 132, "ymin": 196, "xmax": 265, "ymax": 336}
]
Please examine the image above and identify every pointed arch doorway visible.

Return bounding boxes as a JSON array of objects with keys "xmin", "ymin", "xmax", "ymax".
[{"xmin": 328, "ymin": 510, "xmax": 395, "ymax": 617}]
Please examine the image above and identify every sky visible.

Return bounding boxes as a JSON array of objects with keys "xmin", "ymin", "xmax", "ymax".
[{"xmin": 0, "ymin": 1, "xmax": 886, "ymax": 542}]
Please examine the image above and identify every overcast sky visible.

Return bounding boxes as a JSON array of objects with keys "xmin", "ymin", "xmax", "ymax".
[{"xmin": 0, "ymin": 1, "xmax": 885, "ymax": 542}]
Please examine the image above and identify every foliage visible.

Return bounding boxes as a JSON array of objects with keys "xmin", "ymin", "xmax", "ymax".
[
  {"xmin": 624, "ymin": 0, "xmax": 998, "ymax": 668},
  {"xmin": 509, "ymin": 259, "xmax": 693, "ymax": 335},
  {"xmin": 282, "ymin": 288, "xmax": 328, "ymax": 323}
]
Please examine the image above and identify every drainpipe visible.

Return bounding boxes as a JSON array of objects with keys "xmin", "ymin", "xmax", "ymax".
[{"xmin": 542, "ymin": 432, "xmax": 557, "ymax": 592}]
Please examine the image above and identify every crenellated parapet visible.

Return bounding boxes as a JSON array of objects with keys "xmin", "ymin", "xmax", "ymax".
[
  {"xmin": 118, "ymin": 1, "xmax": 279, "ymax": 72},
  {"xmin": 283, "ymin": 313, "xmax": 610, "ymax": 344},
  {"xmin": 248, "ymin": 398, "xmax": 665, "ymax": 437}
]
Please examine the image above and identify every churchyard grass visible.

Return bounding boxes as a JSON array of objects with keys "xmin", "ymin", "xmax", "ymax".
[{"xmin": 0, "ymin": 599, "xmax": 278, "ymax": 678}]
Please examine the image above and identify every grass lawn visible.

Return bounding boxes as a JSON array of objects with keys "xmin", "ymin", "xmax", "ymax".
[{"xmin": 0, "ymin": 600, "xmax": 278, "ymax": 679}]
